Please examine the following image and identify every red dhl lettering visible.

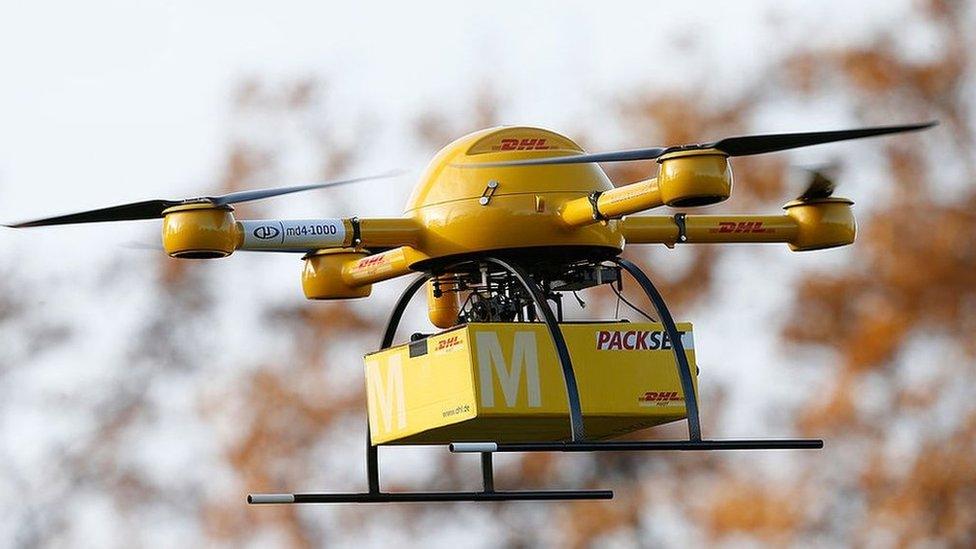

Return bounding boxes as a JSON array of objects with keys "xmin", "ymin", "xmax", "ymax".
[
  {"xmin": 708, "ymin": 221, "xmax": 774, "ymax": 234},
  {"xmin": 492, "ymin": 138, "xmax": 552, "ymax": 151},
  {"xmin": 595, "ymin": 330, "xmax": 689, "ymax": 350},
  {"xmin": 357, "ymin": 255, "xmax": 387, "ymax": 268},
  {"xmin": 638, "ymin": 391, "xmax": 683, "ymax": 404},
  {"xmin": 435, "ymin": 335, "xmax": 461, "ymax": 351}
]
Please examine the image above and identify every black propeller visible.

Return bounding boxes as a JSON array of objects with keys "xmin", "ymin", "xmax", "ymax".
[
  {"xmin": 5, "ymin": 171, "xmax": 402, "ymax": 228},
  {"xmin": 797, "ymin": 168, "xmax": 838, "ymax": 201},
  {"xmin": 467, "ymin": 121, "xmax": 937, "ymax": 167}
]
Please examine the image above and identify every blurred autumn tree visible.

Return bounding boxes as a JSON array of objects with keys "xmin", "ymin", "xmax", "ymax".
[
  {"xmin": 690, "ymin": 1, "xmax": 976, "ymax": 546},
  {"xmin": 771, "ymin": 1, "xmax": 976, "ymax": 545},
  {"xmin": 4, "ymin": 1, "xmax": 973, "ymax": 547},
  {"xmin": 203, "ymin": 2, "xmax": 974, "ymax": 545},
  {"xmin": 406, "ymin": 2, "xmax": 975, "ymax": 547}
]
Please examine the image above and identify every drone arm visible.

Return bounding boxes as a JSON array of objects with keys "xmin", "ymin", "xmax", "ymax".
[
  {"xmin": 622, "ymin": 215, "xmax": 796, "ymax": 245},
  {"xmin": 562, "ymin": 152, "xmax": 736, "ymax": 226},
  {"xmin": 358, "ymin": 218, "xmax": 422, "ymax": 248},
  {"xmin": 300, "ymin": 244, "xmax": 429, "ymax": 300},
  {"xmin": 341, "ymin": 245, "xmax": 429, "ymax": 287},
  {"xmin": 621, "ymin": 199, "xmax": 855, "ymax": 251},
  {"xmin": 562, "ymin": 178, "xmax": 663, "ymax": 226},
  {"xmin": 234, "ymin": 217, "xmax": 420, "ymax": 252}
]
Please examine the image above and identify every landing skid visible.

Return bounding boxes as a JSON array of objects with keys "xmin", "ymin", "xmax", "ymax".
[
  {"xmin": 249, "ymin": 490, "xmax": 613, "ymax": 504},
  {"xmin": 248, "ymin": 257, "xmax": 821, "ymax": 505}
]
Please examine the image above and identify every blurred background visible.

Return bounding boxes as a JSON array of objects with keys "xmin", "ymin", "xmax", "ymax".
[{"xmin": 1, "ymin": 0, "xmax": 974, "ymax": 547}]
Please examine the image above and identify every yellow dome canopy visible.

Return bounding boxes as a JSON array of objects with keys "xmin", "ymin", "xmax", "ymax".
[
  {"xmin": 401, "ymin": 126, "xmax": 624, "ymax": 262},
  {"xmin": 405, "ymin": 126, "xmax": 615, "ymax": 212}
]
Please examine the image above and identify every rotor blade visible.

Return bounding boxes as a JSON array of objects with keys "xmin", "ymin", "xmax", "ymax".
[
  {"xmin": 120, "ymin": 241, "xmax": 165, "ymax": 252},
  {"xmin": 462, "ymin": 148, "xmax": 670, "ymax": 168},
  {"xmin": 5, "ymin": 170, "xmax": 402, "ymax": 228},
  {"xmin": 121, "ymin": 241, "xmax": 308, "ymax": 253},
  {"xmin": 797, "ymin": 170, "xmax": 837, "ymax": 201},
  {"xmin": 465, "ymin": 121, "xmax": 936, "ymax": 168},
  {"xmin": 5, "ymin": 199, "xmax": 179, "ymax": 228},
  {"xmin": 710, "ymin": 121, "xmax": 937, "ymax": 157},
  {"xmin": 210, "ymin": 170, "xmax": 403, "ymax": 206}
]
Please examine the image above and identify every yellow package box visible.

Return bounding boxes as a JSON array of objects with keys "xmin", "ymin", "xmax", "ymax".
[{"xmin": 364, "ymin": 322, "xmax": 697, "ymax": 445}]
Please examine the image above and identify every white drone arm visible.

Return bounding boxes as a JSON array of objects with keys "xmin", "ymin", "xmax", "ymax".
[{"xmin": 237, "ymin": 219, "xmax": 348, "ymax": 252}]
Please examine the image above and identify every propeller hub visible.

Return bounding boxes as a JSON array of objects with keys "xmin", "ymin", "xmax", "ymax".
[
  {"xmin": 782, "ymin": 195, "xmax": 853, "ymax": 209},
  {"xmin": 783, "ymin": 197, "xmax": 856, "ymax": 251}
]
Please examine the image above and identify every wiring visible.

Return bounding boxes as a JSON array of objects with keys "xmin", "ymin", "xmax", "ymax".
[{"xmin": 610, "ymin": 284, "xmax": 656, "ymax": 322}]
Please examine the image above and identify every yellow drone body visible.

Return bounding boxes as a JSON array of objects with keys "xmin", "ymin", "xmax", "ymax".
[
  {"xmin": 291, "ymin": 126, "xmax": 856, "ymax": 301},
  {"xmin": 128, "ymin": 124, "xmax": 868, "ymax": 303}
]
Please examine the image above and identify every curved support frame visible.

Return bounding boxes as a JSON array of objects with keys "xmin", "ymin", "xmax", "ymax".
[
  {"xmin": 609, "ymin": 257, "xmax": 702, "ymax": 441},
  {"xmin": 250, "ymin": 269, "xmax": 612, "ymax": 503},
  {"xmin": 365, "ymin": 262, "xmax": 590, "ymax": 497},
  {"xmin": 467, "ymin": 257, "xmax": 586, "ymax": 441},
  {"xmin": 248, "ymin": 255, "xmax": 823, "ymax": 505},
  {"xmin": 367, "ymin": 257, "xmax": 589, "ymax": 494},
  {"xmin": 368, "ymin": 273, "xmax": 432, "ymax": 493}
]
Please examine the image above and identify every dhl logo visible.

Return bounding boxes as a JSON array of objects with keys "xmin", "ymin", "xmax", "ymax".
[
  {"xmin": 357, "ymin": 255, "xmax": 387, "ymax": 268},
  {"xmin": 492, "ymin": 138, "xmax": 552, "ymax": 151},
  {"xmin": 638, "ymin": 391, "xmax": 683, "ymax": 407},
  {"xmin": 709, "ymin": 221, "xmax": 774, "ymax": 234},
  {"xmin": 435, "ymin": 335, "xmax": 462, "ymax": 352}
]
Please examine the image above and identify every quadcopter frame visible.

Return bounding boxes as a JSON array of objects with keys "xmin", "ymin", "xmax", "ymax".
[{"xmin": 248, "ymin": 256, "xmax": 821, "ymax": 504}]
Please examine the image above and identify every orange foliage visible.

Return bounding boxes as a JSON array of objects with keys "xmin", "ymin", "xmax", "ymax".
[
  {"xmin": 706, "ymin": 480, "xmax": 806, "ymax": 542},
  {"xmin": 202, "ymin": 3, "xmax": 976, "ymax": 544}
]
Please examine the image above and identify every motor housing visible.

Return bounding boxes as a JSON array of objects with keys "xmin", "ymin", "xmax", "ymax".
[
  {"xmin": 161, "ymin": 204, "xmax": 238, "ymax": 258},
  {"xmin": 426, "ymin": 276, "xmax": 459, "ymax": 329},
  {"xmin": 302, "ymin": 248, "xmax": 372, "ymax": 299},
  {"xmin": 784, "ymin": 197, "xmax": 856, "ymax": 251},
  {"xmin": 656, "ymin": 150, "xmax": 733, "ymax": 207}
]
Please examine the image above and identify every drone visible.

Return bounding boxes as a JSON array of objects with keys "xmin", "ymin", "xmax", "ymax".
[{"xmin": 7, "ymin": 121, "xmax": 936, "ymax": 504}]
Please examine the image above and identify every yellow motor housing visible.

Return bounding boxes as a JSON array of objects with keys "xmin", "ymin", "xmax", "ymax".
[
  {"xmin": 161, "ymin": 204, "xmax": 238, "ymax": 259},
  {"xmin": 302, "ymin": 248, "xmax": 372, "ymax": 299},
  {"xmin": 784, "ymin": 197, "xmax": 856, "ymax": 251},
  {"xmin": 657, "ymin": 150, "xmax": 733, "ymax": 207},
  {"xmin": 426, "ymin": 276, "xmax": 459, "ymax": 329}
]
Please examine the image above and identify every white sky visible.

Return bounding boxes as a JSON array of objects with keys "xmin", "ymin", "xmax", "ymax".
[
  {"xmin": 0, "ymin": 1, "xmax": 955, "ymax": 545},
  {"xmin": 0, "ymin": 0, "xmax": 916, "ymax": 225}
]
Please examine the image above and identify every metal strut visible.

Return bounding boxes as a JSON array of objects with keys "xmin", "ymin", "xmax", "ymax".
[
  {"xmin": 247, "ymin": 256, "xmax": 822, "ymax": 505},
  {"xmin": 451, "ymin": 439, "xmax": 824, "ymax": 453},
  {"xmin": 249, "ymin": 268, "xmax": 611, "ymax": 504},
  {"xmin": 370, "ymin": 273, "xmax": 433, "ymax": 493},
  {"xmin": 470, "ymin": 257, "xmax": 587, "ymax": 442},
  {"xmin": 443, "ymin": 257, "xmax": 823, "ymax": 456},
  {"xmin": 609, "ymin": 257, "xmax": 702, "ymax": 441}
]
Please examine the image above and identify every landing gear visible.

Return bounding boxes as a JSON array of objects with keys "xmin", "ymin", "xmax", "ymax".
[{"xmin": 248, "ymin": 256, "xmax": 821, "ymax": 505}]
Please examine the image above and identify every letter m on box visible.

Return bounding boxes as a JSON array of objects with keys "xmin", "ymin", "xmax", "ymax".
[{"xmin": 476, "ymin": 331, "xmax": 542, "ymax": 408}]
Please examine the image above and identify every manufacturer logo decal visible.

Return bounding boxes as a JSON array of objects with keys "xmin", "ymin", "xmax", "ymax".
[
  {"xmin": 357, "ymin": 255, "xmax": 386, "ymax": 268},
  {"xmin": 637, "ymin": 391, "xmax": 684, "ymax": 407},
  {"xmin": 492, "ymin": 138, "xmax": 552, "ymax": 151},
  {"xmin": 252, "ymin": 225, "xmax": 281, "ymax": 240},
  {"xmin": 434, "ymin": 335, "xmax": 463, "ymax": 353},
  {"xmin": 708, "ymin": 221, "xmax": 774, "ymax": 234}
]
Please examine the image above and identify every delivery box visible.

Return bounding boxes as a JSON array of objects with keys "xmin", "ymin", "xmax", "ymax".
[{"xmin": 364, "ymin": 321, "xmax": 697, "ymax": 445}]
